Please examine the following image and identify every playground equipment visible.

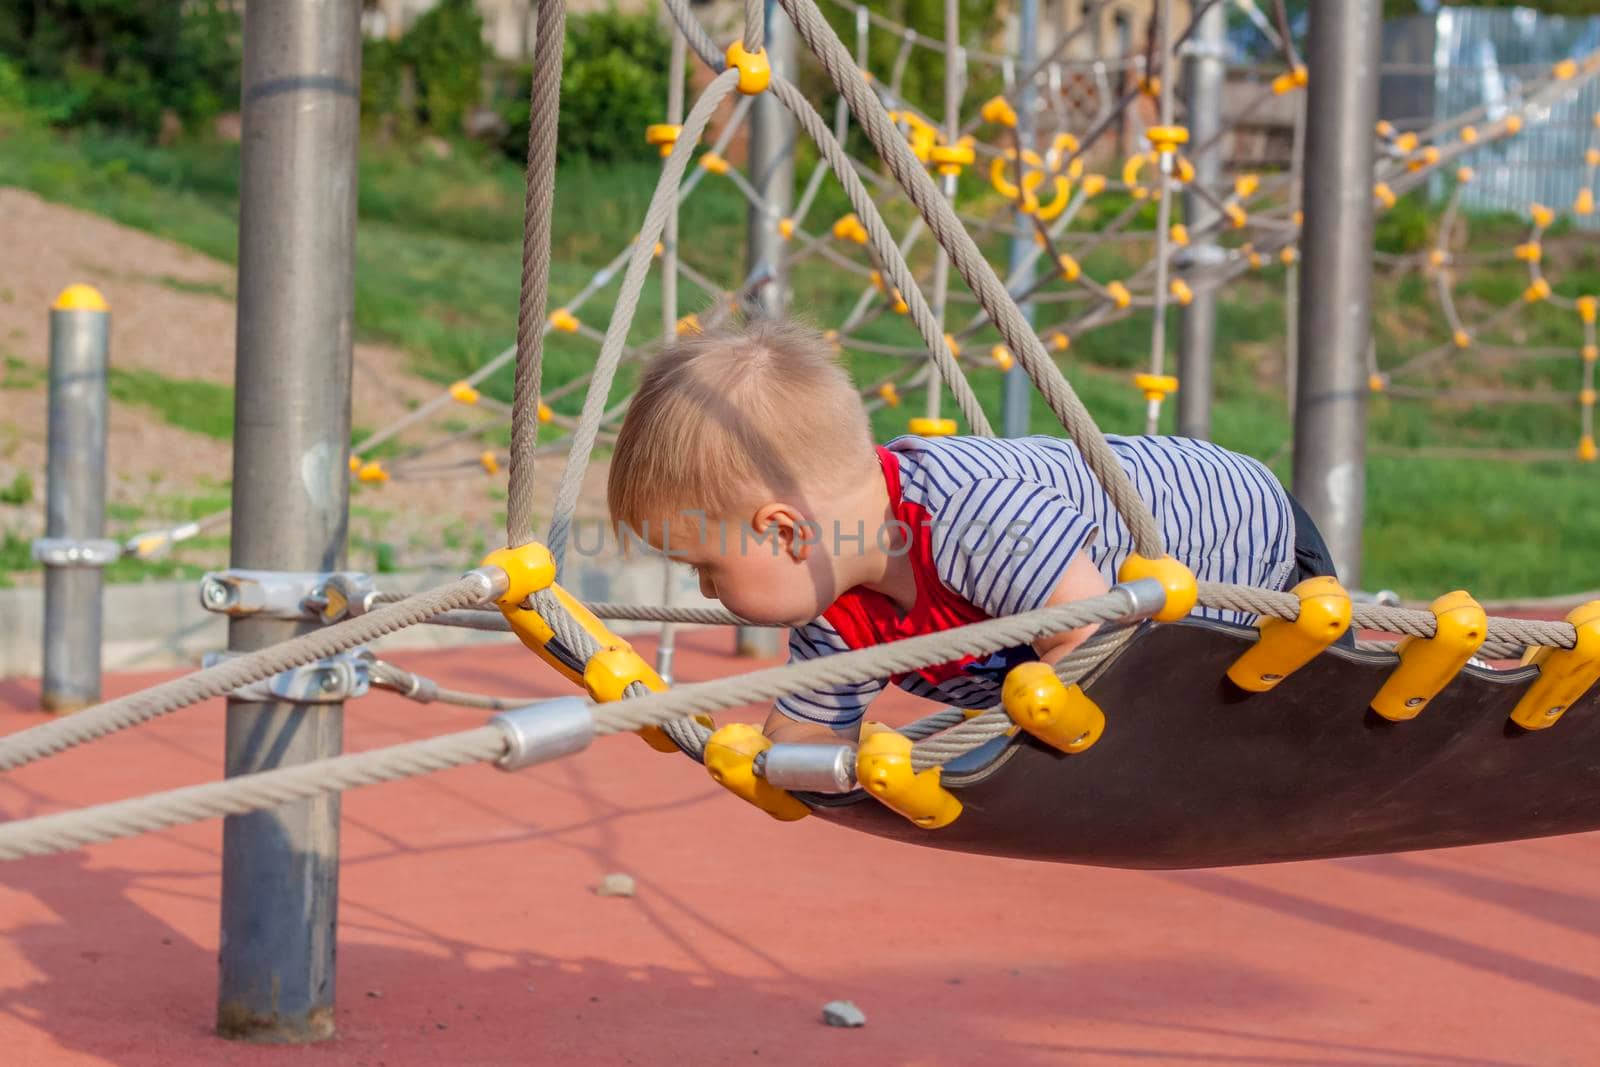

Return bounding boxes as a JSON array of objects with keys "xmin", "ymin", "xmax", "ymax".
[{"xmin": 7, "ymin": 0, "xmax": 1600, "ymax": 1046}]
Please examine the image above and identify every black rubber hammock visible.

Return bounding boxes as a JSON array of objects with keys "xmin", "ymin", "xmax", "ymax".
[{"xmin": 797, "ymin": 620, "xmax": 1600, "ymax": 869}]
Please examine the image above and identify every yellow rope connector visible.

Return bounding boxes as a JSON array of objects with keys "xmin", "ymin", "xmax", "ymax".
[
  {"xmin": 909, "ymin": 417, "xmax": 958, "ymax": 437},
  {"xmin": 724, "ymin": 41, "xmax": 771, "ymax": 94},
  {"xmin": 1247, "ymin": 247, "xmax": 1266, "ymax": 270},
  {"xmin": 1116, "ymin": 555, "xmax": 1196, "ymax": 622},
  {"xmin": 1588, "ymin": 147, "xmax": 1600, "ymax": 166},
  {"xmin": 1460, "ymin": 125, "xmax": 1478, "ymax": 144},
  {"xmin": 878, "ymin": 382, "xmax": 901, "ymax": 407},
  {"xmin": 831, "ymin": 213, "xmax": 868, "ymax": 244},
  {"xmin": 348, "ymin": 455, "xmax": 360, "ymax": 473},
  {"xmin": 1001, "ymin": 662, "xmax": 1105, "ymax": 754},
  {"xmin": 1408, "ymin": 146, "xmax": 1441, "ymax": 171},
  {"xmin": 1368, "ymin": 372, "xmax": 1387, "ymax": 393},
  {"xmin": 1508, "ymin": 601, "xmax": 1600, "ymax": 730},
  {"xmin": 1580, "ymin": 434, "xmax": 1598, "ymax": 461},
  {"xmin": 1271, "ymin": 66, "xmax": 1307, "ymax": 95},
  {"xmin": 929, "ymin": 140, "xmax": 976, "ymax": 176},
  {"xmin": 1049, "ymin": 332, "xmax": 1070, "ymax": 352},
  {"xmin": 990, "ymin": 344, "xmax": 1014, "ymax": 371},
  {"xmin": 1226, "ymin": 576, "xmax": 1352, "ymax": 693},
  {"xmin": 704, "ymin": 724, "xmax": 810, "ymax": 820},
  {"xmin": 1058, "ymin": 252, "xmax": 1082, "ymax": 282},
  {"xmin": 549, "ymin": 307, "xmax": 580, "ymax": 333},
  {"xmin": 1504, "ymin": 114, "xmax": 1524, "ymax": 134},
  {"xmin": 479, "ymin": 542, "xmax": 556, "ymax": 611},
  {"xmin": 538, "ymin": 401, "xmax": 554, "ymax": 423},
  {"xmin": 1169, "ymin": 279, "xmax": 1194, "ymax": 306},
  {"xmin": 1577, "ymin": 189, "xmax": 1595, "ymax": 216},
  {"xmin": 1524, "ymin": 277, "xmax": 1552, "ymax": 303},
  {"xmin": 1581, "ymin": 388, "xmax": 1597, "ymax": 406},
  {"xmin": 480, "ymin": 451, "xmax": 499, "ymax": 475},
  {"xmin": 1457, "ymin": 165, "xmax": 1475, "ymax": 184},
  {"xmin": 1080, "ymin": 173, "xmax": 1107, "ymax": 198},
  {"xmin": 1514, "ymin": 242, "xmax": 1542, "ymax": 263},
  {"xmin": 1376, "ymin": 120, "xmax": 1397, "ymax": 139},
  {"xmin": 1578, "ymin": 296, "xmax": 1598, "ymax": 324},
  {"xmin": 698, "ymin": 151, "xmax": 730, "ymax": 175},
  {"xmin": 1554, "ymin": 58, "xmax": 1579, "ymax": 81},
  {"xmin": 777, "ymin": 217, "xmax": 795, "ymax": 239},
  {"xmin": 1224, "ymin": 202, "xmax": 1248, "ymax": 229},
  {"xmin": 1374, "ymin": 182, "xmax": 1396, "ymax": 209},
  {"xmin": 357, "ymin": 460, "xmax": 389, "ymax": 484},
  {"xmin": 1583, "ymin": 344, "xmax": 1598, "ymax": 363},
  {"xmin": 1370, "ymin": 591, "xmax": 1487, "ymax": 721},
  {"xmin": 1530, "ymin": 202, "xmax": 1555, "ymax": 229},
  {"xmin": 856, "ymin": 730, "xmax": 962, "ymax": 829},
  {"xmin": 676, "ymin": 313, "xmax": 700, "ymax": 336},
  {"xmin": 1105, "ymin": 280, "xmax": 1132, "ymax": 309},
  {"xmin": 980, "ymin": 95, "xmax": 1018, "ymax": 128},
  {"xmin": 1233, "ymin": 173, "xmax": 1260, "ymax": 200},
  {"xmin": 1279, "ymin": 246, "xmax": 1298, "ymax": 266},
  {"xmin": 644, "ymin": 123, "xmax": 681, "ymax": 158},
  {"xmin": 1122, "ymin": 153, "xmax": 1150, "ymax": 196},
  {"xmin": 1139, "ymin": 75, "xmax": 1161, "ymax": 97},
  {"xmin": 1170, "ymin": 223, "xmax": 1190, "ymax": 247},
  {"xmin": 1394, "ymin": 131, "xmax": 1420, "ymax": 154},
  {"xmin": 449, "ymin": 380, "xmax": 480, "ymax": 405},
  {"xmin": 943, "ymin": 333, "xmax": 960, "ymax": 358},
  {"xmin": 1453, "ymin": 329, "xmax": 1472, "ymax": 349},
  {"xmin": 1428, "ymin": 248, "xmax": 1448, "ymax": 268}
]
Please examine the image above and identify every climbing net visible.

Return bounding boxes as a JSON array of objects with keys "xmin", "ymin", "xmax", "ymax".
[{"xmin": 3, "ymin": 0, "xmax": 1598, "ymax": 861}]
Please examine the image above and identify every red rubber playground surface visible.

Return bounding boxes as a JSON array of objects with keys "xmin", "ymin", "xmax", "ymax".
[{"xmin": 1, "ymin": 631, "xmax": 1596, "ymax": 1066}]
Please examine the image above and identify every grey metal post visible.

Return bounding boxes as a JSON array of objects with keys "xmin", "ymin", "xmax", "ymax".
[
  {"xmin": 1003, "ymin": 0, "xmax": 1040, "ymax": 437},
  {"xmin": 1292, "ymin": 0, "xmax": 1380, "ymax": 587},
  {"xmin": 1177, "ymin": 1, "xmax": 1225, "ymax": 440},
  {"xmin": 218, "ymin": 0, "xmax": 361, "ymax": 1043},
  {"xmin": 737, "ymin": 0, "xmax": 795, "ymax": 658},
  {"xmin": 38, "ymin": 286, "xmax": 112, "ymax": 712},
  {"xmin": 656, "ymin": 27, "xmax": 688, "ymax": 682}
]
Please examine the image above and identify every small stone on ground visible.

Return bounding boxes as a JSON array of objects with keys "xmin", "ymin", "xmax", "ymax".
[
  {"xmin": 821, "ymin": 1000, "xmax": 866, "ymax": 1028},
  {"xmin": 596, "ymin": 872, "xmax": 636, "ymax": 897}
]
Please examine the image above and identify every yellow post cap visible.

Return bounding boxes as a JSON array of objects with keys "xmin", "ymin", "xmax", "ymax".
[
  {"xmin": 52, "ymin": 284, "xmax": 109, "ymax": 312},
  {"xmin": 909, "ymin": 417, "xmax": 958, "ymax": 437},
  {"xmin": 1133, "ymin": 372, "xmax": 1179, "ymax": 402}
]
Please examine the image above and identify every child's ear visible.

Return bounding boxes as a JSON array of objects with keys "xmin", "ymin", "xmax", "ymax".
[{"xmin": 754, "ymin": 502, "xmax": 812, "ymax": 562}]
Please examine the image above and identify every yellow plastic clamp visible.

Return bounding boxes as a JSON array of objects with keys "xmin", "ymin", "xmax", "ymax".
[
  {"xmin": 1169, "ymin": 279, "xmax": 1194, "ymax": 306},
  {"xmin": 1226, "ymin": 576, "xmax": 1351, "ymax": 693},
  {"xmin": 1375, "ymin": 183, "xmax": 1396, "ymax": 209},
  {"xmin": 980, "ymin": 95, "xmax": 1018, "ymax": 128},
  {"xmin": 1578, "ymin": 189, "xmax": 1595, "ymax": 216},
  {"xmin": 724, "ymin": 41, "xmax": 771, "ymax": 95},
  {"xmin": 878, "ymin": 382, "xmax": 901, "ymax": 407},
  {"xmin": 1453, "ymin": 329, "xmax": 1472, "ymax": 349},
  {"xmin": 1170, "ymin": 223, "xmax": 1190, "ymax": 247},
  {"xmin": 349, "ymin": 455, "xmax": 361, "ymax": 473},
  {"xmin": 1457, "ymin": 166, "xmax": 1475, "ymax": 184},
  {"xmin": 909, "ymin": 417, "xmax": 958, "ymax": 437},
  {"xmin": 704, "ymin": 723, "xmax": 809, "ymax": 820},
  {"xmin": 1427, "ymin": 248, "xmax": 1448, "ymax": 268},
  {"xmin": 1584, "ymin": 344, "xmax": 1599, "ymax": 363},
  {"xmin": 1001, "ymin": 662, "xmax": 1105, "ymax": 754},
  {"xmin": 549, "ymin": 308, "xmax": 580, "ymax": 333},
  {"xmin": 538, "ymin": 401, "xmax": 554, "ymax": 423},
  {"xmin": 1105, "ymin": 280, "xmax": 1132, "ymax": 309},
  {"xmin": 1588, "ymin": 148, "xmax": 1600, "ymax": 166},
  {"xmin": 699, "ymin": 151, "xmax": 730, "ymax": 175},
  {"xmin": 357, "ymin": 460, "xmax": 388, "ymax": 484},
  {"xmin": 1080, "ymin": 173, "xmax": 1107, "ymax": 199},
  {"xmin": 1530, "ymin": 202, "xmax": 1555, "ymax": 229},
  {"xmin": 1524, "ymin": 278, "xmax": 1552, "ymax": 303},
  {"xmin": 1271, "ymin": 66, "xmax": 1307, "ymax": 94},
  {"xmin": 1514, "ymin": 242, "xmax": 1542, "ymax": 263},
  {"xmin": 1508, "ymin": 602, "xmax": 1600, "ymax": 730},
  {"xmin": 480, "ymin": 450, "xmax": 499, "ymax": 475},
  {"xmin": 778, "ymin": 217, "xmax": 795, "ymax": 239},
  {"xmin": 479, "ymin": 542, "xmax": 557, "ymax": 611},
  {"xmin": 645, "ymin": 123, "xmax": 681, "ymax": 158},
  {"xmin": 1394, "ymin": 131, "xmax": 1420, "ymax": 154},
  {"xmin": 1460, "ymin": 125, "xmax": 1478, "ymax": 145},
  {"xmin": 583, "ymin": 646, "xmax": 678, "ymax": 752},
  {"xmin": 676, "ymin": 313, "xmax": 700, "ymax": 336},
  {"xmin": 1279, "ymin": 246, "xmax": 1298, "ymax": 266},
  {"xmin": 990, "ymin": 345, "xmax": 1014, "ymax": 371},
  {"xmin": 1115, "ymin": 555, "xmax": 1197, "ymax": 622},
  {"xmin": 1369, "ymin": 591, "xmax": 1487, "ymax": 721},
  {"xmin": 1579, "ymin": 296, "xmax": 1598, "ymax": 324},
  {"xmin": 1368, "ymin": 372, "xmax": 1387, "ymax": 393},
  {"xmin": 1049, "ymin": 332, "xmax": 1071, "ymax": 352},
  {"xmin": 1058, "ymin": 253, "xmax": 1082, "ymax": 282},
  {"xmin": 1234, "ymin": 174, "xmax": 1260, "ymax": 199},
  {"xmin": 831, "ymin": 213, "xmax": 869, "ymax": 244},
  {"xmin": 1376, "ymin": 120, "xmax": 1397, "ymax": 139},
  {"xmin": 929, "ymin": 140, "xmax": 976, "ymax": 176},
  {"xmin": 856, "ymin": 730, "xmax": 961, "ymax": 829},
  {"xmin": 1224, "ymin": 202, "xmax": 1248, "ymax": 229},
  {"xmin": 449, "ymin": 380, "xmax": 480, "ymax": 405},
  {"xmin": 1580, "ymin": 435, "xmax": 1598, "ymax": 461},
  {"xmin": 1555, "ymin": 58, "xmax": 1579, "ymax": 81},
  {"xmin": 943, "ymin": 333, "xmax": 960, "ymax": 358}
]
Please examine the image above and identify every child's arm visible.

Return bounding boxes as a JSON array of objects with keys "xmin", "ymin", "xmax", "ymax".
[
  {"xmin": 762, "ymin": 708, "xmax": 861, "ymax": 744},
  {"xmin": 1031, "ymin": 549, "xmax": 1112, "ymax": 665}
]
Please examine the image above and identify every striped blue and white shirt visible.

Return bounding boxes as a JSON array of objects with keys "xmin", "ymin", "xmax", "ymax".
[{"xmin": 774, "ymin": 434, "xmax": 1297, "ymax": 728}]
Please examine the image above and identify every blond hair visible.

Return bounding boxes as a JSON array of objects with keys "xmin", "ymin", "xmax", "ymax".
[{"xmin": 608, "ymin": 316, "xmax": 876, "ymax": 534}]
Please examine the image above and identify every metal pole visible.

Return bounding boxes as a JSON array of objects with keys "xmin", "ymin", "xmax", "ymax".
[
  {"xmin": 1293, "ymin": 0, "xmax": 1379, "ymax": 587},
  {"xmin": 218, "ymin": 0, "xmax": 360, "ymax": 1043},
  {"xmin": 38, "ymin": 286, "xmax": 112, "ymax": 712},
  {"xmin": 656, "ymin": 27, "xmax": 688, "ymax": 682},
  {"xmin": 1143, "ymin": 0, "xmax": 1177, "ymax": 436},
  {"xmin": 737, "ymin": 0, "xmax": 795, "ymax": 658},
  {"xmin": 1177, "ymin": 1, "xmax": 1225, "ymax": 440},
  {"xmin": 1003, "ymin": 0, "xmax": 1040, "ymax": 438}
]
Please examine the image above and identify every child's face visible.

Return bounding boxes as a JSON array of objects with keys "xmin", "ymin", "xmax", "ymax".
[{"xmin": 654, "ymin": 511, "xmax": 837, "ymax": 627}]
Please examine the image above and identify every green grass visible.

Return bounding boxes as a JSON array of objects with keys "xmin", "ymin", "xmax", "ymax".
[{"xmin": 1, "ymin": 102, "xmax": 1595, "ymax": 597}]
